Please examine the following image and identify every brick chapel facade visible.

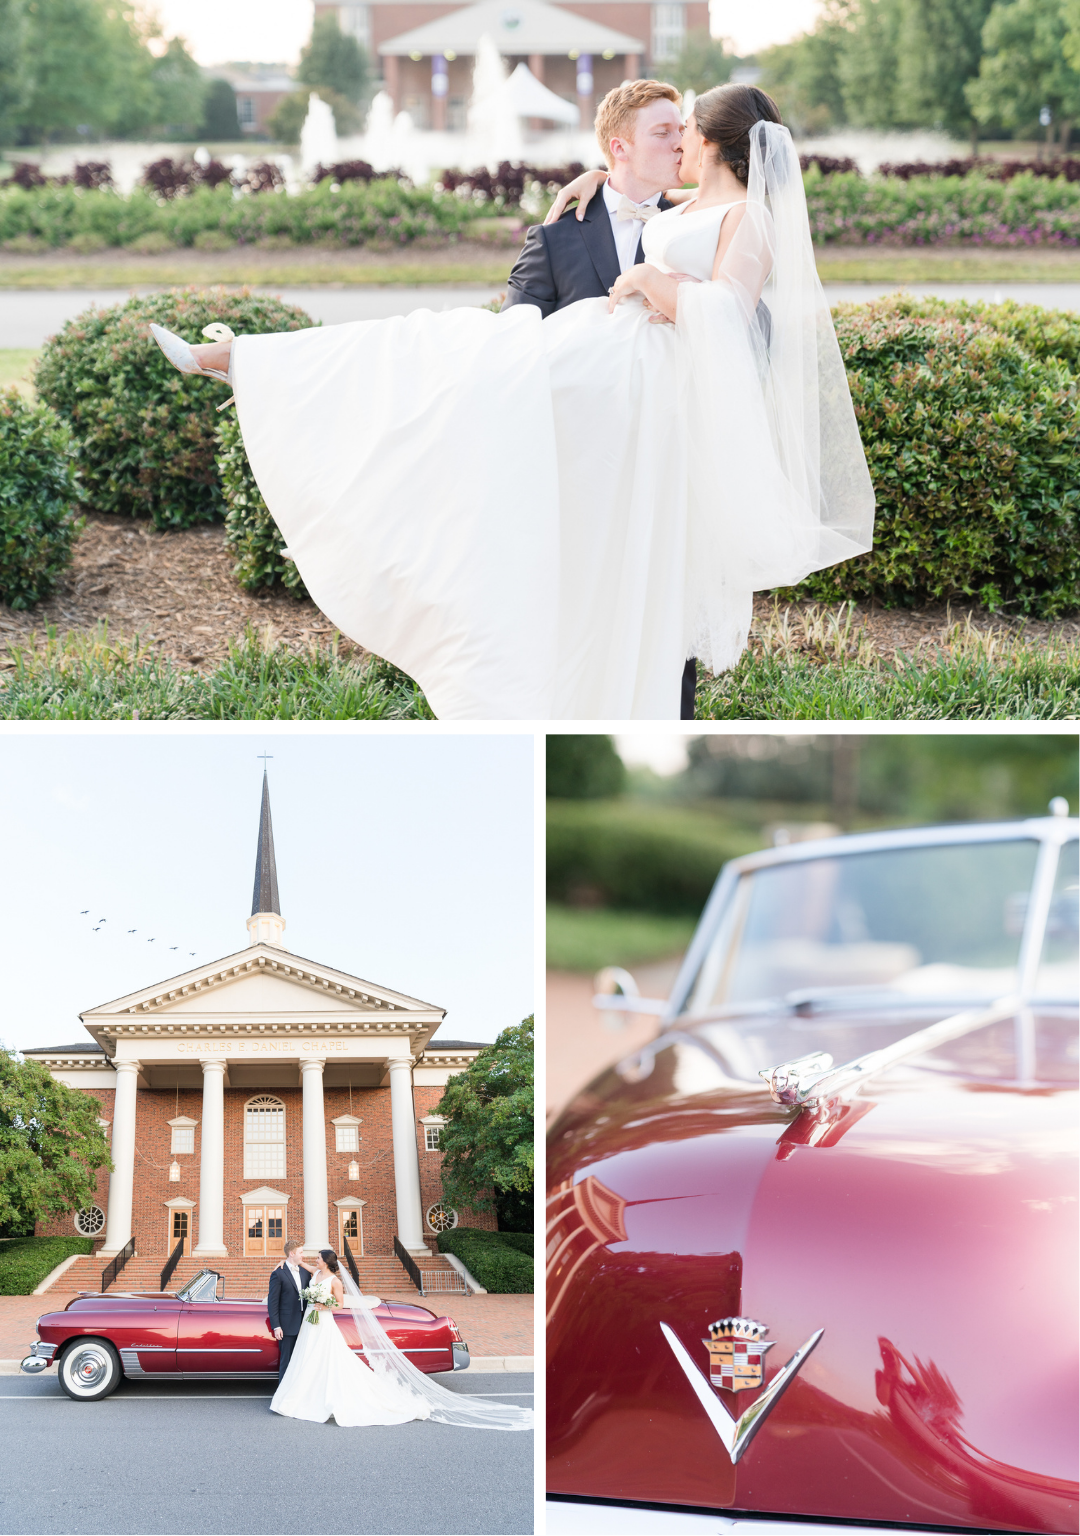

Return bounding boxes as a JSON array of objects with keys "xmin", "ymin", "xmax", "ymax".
[{"xmin": 28, "ymin": 774, "xmax": 494, "ymax": 1267}]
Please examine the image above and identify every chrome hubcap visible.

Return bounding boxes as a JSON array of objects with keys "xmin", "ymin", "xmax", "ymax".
[{"xmin": 67, "ymin": 1346, "xmax": 110, "ymax": 1390}]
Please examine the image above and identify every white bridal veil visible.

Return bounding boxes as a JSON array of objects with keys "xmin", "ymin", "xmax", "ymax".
[
  {"xmin": 340, "ymin": 1271, "xmax": 534, "ymax": 1431},
  {"xmin": 675, "ymin": 119, "xmax": 876, "ymax": 673}
]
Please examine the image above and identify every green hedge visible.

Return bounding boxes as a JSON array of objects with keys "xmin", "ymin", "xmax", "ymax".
[
  {"xmin": 35, "ymin": 289, "xmax": 314, "ymax": 529},
  {"xmin": 0, "ymin": 389, "xmax": 81, "ymax": 608},
  {"xmin": 0, "ymin": 1235, "xmax": 92, "ymax": 1296},
  {"xmin": 547, "ymin": 800, "xmax": 759, "ymax": 916},
  {"xmin": 790, "ymin": 297, "xmax": 1080, "ymax": 617},
  {"xmin": 0, "ymin": 181, "xmax": 482, "ymax": 251},
  {"xmin": 217, "ymin": 411, "xmax": 308, "ymax": 596},
  {"xmin": 436, "ymin": 1229, "xmax": 534, "ymax": 1294}
]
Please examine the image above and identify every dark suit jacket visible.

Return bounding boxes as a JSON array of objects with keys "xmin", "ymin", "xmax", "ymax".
[
  {"xmin": 267, "ymin": 1263, "xmax": 312, "ymax": 1336},
  {"xmin": 502, "ymin": 193, "xmax": 673, "ymax": 317}
]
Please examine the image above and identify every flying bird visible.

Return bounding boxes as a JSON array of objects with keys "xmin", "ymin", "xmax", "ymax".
[
  {"xmin": 169, "ymin": 946, "xmax": 177, "ymax": 950},
  {"xmin": 98, "ymin": 918, "xmax": 106, "ymax": 922},
  {"xmin": 147, "ymin": 938, "xmax": 155, "ymax": 942},
  {"xmin": 128, "ymin": 929, "xmax": 136, "ymax": 934},
  {"xmin": 93, "ymin": 927, "xmax": 101, "ymax": 932},
  {"xmin": 80, "ymin": 910, "xmax": 88, "ymax": 915}
]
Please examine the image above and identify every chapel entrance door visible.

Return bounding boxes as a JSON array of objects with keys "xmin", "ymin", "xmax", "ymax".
[
  {"xmin": 339, "ymin": 1207, "xmax": 364, "ymax": 1259},
  {"xmin": 245, "ymin": 1206, "xmax": 285, "ymax": 1257},
  {"xmin": 169, "ymin": 1209, "xmax": 190, "ymax": 1256}
]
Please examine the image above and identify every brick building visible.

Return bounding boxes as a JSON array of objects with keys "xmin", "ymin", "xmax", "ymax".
[
  {"xmin": 28, "ymin": 773, "xmax": 494, "ymax": 1271},
  {"xmin": 316, "ymin": 0, "xmax": 708, "ymax": 131}
]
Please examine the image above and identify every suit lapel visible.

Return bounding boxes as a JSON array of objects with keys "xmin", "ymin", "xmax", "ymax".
[
  {"xmin": 579, "ymin": 194, "xmax": 621, "ymax": 293},
  {"xmin": 634, "ymin": 194, "xmax": 674, "ymax": 266}
]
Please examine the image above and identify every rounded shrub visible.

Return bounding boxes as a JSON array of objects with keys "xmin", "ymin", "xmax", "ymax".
[
  {"xmin": 216, "ymin": 411, "xmax": 308, "ymax": 597},
  {"xmin": 792, "ymin": 296, "xmax": 1080, "ymax": 617},
  {"xmin": 0, "ymin": 389, "xmax": 81, "ymax": 609},
  {"xmin": 34, "ymin": 289, "xmax": 314, "ymax": 530},
  {"xmin": 436, "ymin": 1229, "xmax": 534, "ymax": 1294}
]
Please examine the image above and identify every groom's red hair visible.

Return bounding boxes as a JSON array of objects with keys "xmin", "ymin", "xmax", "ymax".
[{"xmin": 595, "ymin": 80, "xmax": 682, "ymax": 167}]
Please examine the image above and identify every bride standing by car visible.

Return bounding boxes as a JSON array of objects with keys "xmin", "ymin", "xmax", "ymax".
[
  {"xmin": 270, "ymin": 1249, "xmax": 531, "ymax": 1431},
  {"xmin": 150, "ymin": 84, "xmax": 874, "ymax": 720}
]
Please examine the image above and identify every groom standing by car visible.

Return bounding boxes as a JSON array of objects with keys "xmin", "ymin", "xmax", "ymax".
[
  {"xmin": 268, "ymin": 1238, "xmax": 311, "ymax": 1381},
  {"xmin": 503, "ymin": 79, "xmax": 699, "ymax": 719}
]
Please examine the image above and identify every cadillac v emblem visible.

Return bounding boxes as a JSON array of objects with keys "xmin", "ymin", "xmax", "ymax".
[{"xmin": 660, "ymin": 1314, "xmax": 824, "ymax": 1465}]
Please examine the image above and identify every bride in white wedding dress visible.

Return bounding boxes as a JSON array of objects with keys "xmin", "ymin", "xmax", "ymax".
[
  {"xmin": 270, "ymin": 1248, "xmax": 532, "ymax": 1430},
  {"xmin": 151, "ymin": 86, "xmax": 874, "ymax": 720}
]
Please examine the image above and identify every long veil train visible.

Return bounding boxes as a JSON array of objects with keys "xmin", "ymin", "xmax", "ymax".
[{"xmin": 341, "ymin": 1271, "xmax": 534, "ymax": 1431}]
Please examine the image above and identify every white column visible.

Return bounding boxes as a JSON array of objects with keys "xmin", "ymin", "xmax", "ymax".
[
  {"xmin": 388, "ymin": 1056, "xmax": 427, "ymax": 1254},
  {"xmin": 300, "ymin": 1057, "xmax": 330, "ymax": 1251},
  {"xmin": 193, "ymin": 1059, "xmax": 227, "ymax": 1256},
  {"xmin": 101, "ymin": 1060, "xmax": 139, "ymax": 1256}
]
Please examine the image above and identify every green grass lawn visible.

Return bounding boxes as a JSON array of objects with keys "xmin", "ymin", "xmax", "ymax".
[
  {"xmin": 547, "ymin": 903, "xmax": 697, "ymax": 974},
  {"xmin": 0, "ymin": 1234, "xmax": 93, "ymax": 1295},
  {"xmin": 0, "ymin": 347, "xmax": 38, "ymax": 395}
]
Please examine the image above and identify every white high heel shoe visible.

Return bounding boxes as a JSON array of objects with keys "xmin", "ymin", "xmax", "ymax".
[{"xmin": 149, "ymin": 323, "xmax": 236, "ymax": 410}]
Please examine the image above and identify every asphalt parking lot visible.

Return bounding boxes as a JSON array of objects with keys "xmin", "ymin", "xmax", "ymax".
[{"xmin": 0, "ymin": 1372, "xmax": 534, "ymax": 1535}]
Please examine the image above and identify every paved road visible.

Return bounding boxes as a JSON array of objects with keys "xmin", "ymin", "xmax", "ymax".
[
  {"xmin": 0, "ymin": 1372, "xmax": 533, "ymax": 1534},
  {"xmin": 3, "ymin": 281, "xmax": 1080, "ymax": 349}
]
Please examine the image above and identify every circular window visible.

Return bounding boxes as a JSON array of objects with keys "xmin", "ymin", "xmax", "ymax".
[
  {"xmin": 426, "ymin": 1202, "xmax": 458, "ymax": 1233},
  {"xmin": 74, "ymin": 1205, "xmax": 105, "ymax": 1237}
]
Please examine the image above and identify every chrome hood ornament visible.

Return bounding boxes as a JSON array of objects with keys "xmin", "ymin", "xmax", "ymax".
[{"xmin": 660, "ymin": 1316, "xmax": 823, "ymax": 1464}]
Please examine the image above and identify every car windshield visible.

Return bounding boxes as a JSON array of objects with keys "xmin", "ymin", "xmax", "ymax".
[
  {"xmin": 688, "ymin": 836, "xmax": 1078, "ymax": 1014},
  {"xmin": 175, "ymin": 1270, "xmax": 221, "ymax": 1302}
]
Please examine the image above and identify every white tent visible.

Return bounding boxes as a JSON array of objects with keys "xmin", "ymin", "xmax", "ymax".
[{"xmin": 503, "ymin": 63, "xmax": 580, "ymax": 125}]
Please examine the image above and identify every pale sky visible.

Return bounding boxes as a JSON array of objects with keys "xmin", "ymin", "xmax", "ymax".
[
  {"xmin": 0, "ymin": 732, "xmax": 533, "ymax": 1054},
  {"xmin": 148, "ymin": 0, "xmax": 820, "ymax": 67}
]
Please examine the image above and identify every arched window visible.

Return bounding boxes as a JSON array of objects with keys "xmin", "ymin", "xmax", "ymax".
[{"xmin": 244, "ymin": 1095, "xmax": 285, "ymax": 1179}]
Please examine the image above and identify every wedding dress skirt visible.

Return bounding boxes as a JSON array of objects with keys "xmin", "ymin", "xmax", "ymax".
[
  {"xmin": 270, "ymin": 1311, "xmax": 433, "ymax": 1427},
  {"xmin": 232, "ymin": 192, "xmax": 873, "ymax": 720}
]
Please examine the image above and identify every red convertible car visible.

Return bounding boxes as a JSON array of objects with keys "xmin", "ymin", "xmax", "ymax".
[
  {"xmin": 548, "ymin": 812, "xmax": 1078, "ymax": 1534},
  {"xmin": 22, "ymin": 1267, "xmax": 469, "ymax": 1400}
]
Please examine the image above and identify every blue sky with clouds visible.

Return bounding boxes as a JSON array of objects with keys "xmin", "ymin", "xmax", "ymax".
[{"xmin": 1, "ymin": 731, "xmax": 533, "ymax": 1053}]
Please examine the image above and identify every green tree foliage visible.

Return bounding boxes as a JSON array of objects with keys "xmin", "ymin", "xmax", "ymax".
[
  {"xmin": 201, "ymin": 77, "xmax": 241, "ymax": 140},
  {"xmin": 433, "ymin": 1019, "xmax": 533, "ymax": 1215},
  {"xmin": 759, "ymin": 2, "xmax": 852, "ymax": 133},
  {"xmin": 839, "ymin": 0, "xmax": 904, "ymax": 127},
  {"xmin": 150, "ymin": 36, "xmax": 206, "ymax": 138},
  {"xmin": 547, "ymin": 735, "xmax": 627, "ymax": 800},
  {"xmin": 967, "ymin": 0, "xmax": 1080, "ymax": 144},
  {"xmin": 893, "ymin": 0, "xmax": 995, "ymax": 144},
  {"xmin": 1065, "ymin": 0, "xmax": 1080, "ymax": 68},
  {"xmin": 0, "ymin": 0, "xmax": 30, "ymax": 145},
  {"xmin": 297, "ymin": 15, "xmax": 370, "ymax": 106},
  {"xmin": 0, "ymin": 1046, "xmax": 111, "ymax": 1233},
  {"xmin": 667, "ymin": 31, "xmax": 734, "ymax": 96}
]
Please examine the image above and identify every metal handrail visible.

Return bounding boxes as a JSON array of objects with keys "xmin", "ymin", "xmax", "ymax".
[
  {"xmin": 102, "ymin": 1237, "xmax": 134, "ymax": 1293},
  {"xmin": 342, "ymin": 1233, "xmax": 360, "ymax": 1288},
  {"xmin": 393, "ymin": 1235, "xmax": 423, "ymax": 1292},
  {"xmin": 159, "ymin": 1236, "xmax": 184, "ymax": 1293}
]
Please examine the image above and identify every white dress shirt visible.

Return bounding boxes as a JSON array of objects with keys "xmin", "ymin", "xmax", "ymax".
[
  {"xmin": 602, "ymin": 178, "xmax": 662, "ymax": 274},
  {"xmin": 284, "ymin": 1259, "xmax": 303, "ymax": 1296}
]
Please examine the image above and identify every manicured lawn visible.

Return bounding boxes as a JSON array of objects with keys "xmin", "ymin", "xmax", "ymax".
[
  {"xmin": 813, "ymin": 247, "xmax": 1080, "ymax": 283},
  {"xmin": 0, "ymin": 347, "xmax": 38, "ymax": 395},
  {"xmin": 0, "ymin": 1235, "xmax": 92, "ymax": 1296},
  {"xmin": 547, "ymin": 903, "xmax": 697, "ymax": 974}
]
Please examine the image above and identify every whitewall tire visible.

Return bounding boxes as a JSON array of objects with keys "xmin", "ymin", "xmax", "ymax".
[{"xmin": 58, "ymin": 1339, "xmax": 121, "ymax": 1401}]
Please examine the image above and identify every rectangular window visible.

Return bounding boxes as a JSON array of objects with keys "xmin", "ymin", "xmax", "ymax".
[
  {"xmin": 237, "ymin": 96, "xmax": 256, "ymax": 127},
  {"xmin": 336, "ymin": 1125, "xmax": 359, "ymax": 1152},
  {"xmin": 651, "ymin": 3, "xmax": 686, "ymax": 62},
  {"xmin": 338, "ymin": 3, "xmax": 372, "ymax": 50},
  {"xmin": 171, "ymin": 1125, "xmax": 194, "ymax": 1154},
  {"xmin": 425, "ymin": 1125, "xmax": 440, "ymax": 1151}
]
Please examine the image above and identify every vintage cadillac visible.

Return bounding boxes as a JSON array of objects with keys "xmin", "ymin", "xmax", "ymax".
[
  {"xmin": 22, "ymin": 1268, "xmax": 469, "ymax": 1400},
  {"xmin": 548, "ymin": 811, "xmax": 1078, "ymax": 1533}
]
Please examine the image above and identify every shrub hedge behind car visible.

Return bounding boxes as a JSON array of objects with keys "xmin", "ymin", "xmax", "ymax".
[
  {"xmin": 217, "ymin": 412, "xmax": 308, "ymax": 597},
  {"xmin": 0, "ymin": 1235, "xmax": 93, "ymax": 1295},
  {"xmin": 0, "ymin": 389, "xmax": 81, "ymax": 609},
  {"xmin": 35, "ymin": 289, "xmax": 314, "ymax": 529},
  {"xmin": 789, "ymin": 297, "xmax": 1080, "ymax": 617},
  {"xmin": 436, "ymin": 1229, "xmax": 534, "ymax": 1294}
]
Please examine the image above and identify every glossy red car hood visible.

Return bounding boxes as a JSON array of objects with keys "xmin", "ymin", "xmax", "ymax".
[{"xmin": 547, "ymin": 1026, "xmax": 1079, "ymax": 1533}]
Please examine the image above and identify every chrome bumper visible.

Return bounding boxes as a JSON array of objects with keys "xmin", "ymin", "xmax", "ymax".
[
  {"xmin": 20, "ymin": 1341, "xmax": 56, "ymax": 1374},
  {"xmin": 546, "ymin": 1502, "xmax": 948, "ymax": 1535},
  {"xmin": 452, "ymin": 1342, "xmax": 470, "ymax": 1371}
]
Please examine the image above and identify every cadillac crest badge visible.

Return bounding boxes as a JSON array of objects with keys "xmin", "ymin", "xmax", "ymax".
[{"xmin": 704, "ymin": 1317, "xmax": 775, "ymax": 1392}]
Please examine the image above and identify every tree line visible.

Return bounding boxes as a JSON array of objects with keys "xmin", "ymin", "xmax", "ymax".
[
  {"xmin": 0, "ymin": 1, "xmax": 370, "ymax": 148},
  {"xmin": 756, "ymin": 0, "xmax": 1080, "ymax": 151}
]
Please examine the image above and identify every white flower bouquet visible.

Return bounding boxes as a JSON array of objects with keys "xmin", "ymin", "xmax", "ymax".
[{"xmin": 300, "ymin": 1278, "xmax": 338, "ymax": 1324}]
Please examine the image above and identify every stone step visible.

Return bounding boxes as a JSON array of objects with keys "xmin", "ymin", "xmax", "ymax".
[{"xmin": 46, "ymin": 1248, "xmax": 463, "ymax": 1298}]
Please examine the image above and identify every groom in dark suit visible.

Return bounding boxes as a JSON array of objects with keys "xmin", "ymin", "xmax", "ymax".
[
  {"xmin": 268, "ymin": 1237, "xmax": 312, "ymax": 1381},
  {"xmin": 503, "ymin": 79, "xmax": 698, "ymax": 719}
]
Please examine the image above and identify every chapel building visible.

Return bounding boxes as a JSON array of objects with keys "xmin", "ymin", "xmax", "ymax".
[{"xmin": 28, "ymin": 774, "xmax": 494, "ymax": 1286}]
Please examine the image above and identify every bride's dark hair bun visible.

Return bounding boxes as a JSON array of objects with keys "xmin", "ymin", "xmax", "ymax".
[
  {"xmin": 692, "ymin": 83, "xmax": 782, "ymax": 183},
  {"xmin": 320, "ymin": 1248, "xmax": 341, "ymax": 1275}
]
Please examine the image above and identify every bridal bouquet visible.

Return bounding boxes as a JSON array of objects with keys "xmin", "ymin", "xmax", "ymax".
[{"xmin": 300, "ymin": 1279, "xmax": 338, "ymax": 1324}]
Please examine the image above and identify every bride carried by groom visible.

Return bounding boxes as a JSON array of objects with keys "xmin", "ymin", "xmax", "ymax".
[
  {"xmin": 151, "ymin": 79, "xmax": 875, "ymax": 721},
  {"xmin": 266, "ymin": 1239, "xmax": 530, "ymax": 1430}
]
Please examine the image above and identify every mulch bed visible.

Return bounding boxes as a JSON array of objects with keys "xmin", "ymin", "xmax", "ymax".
[{"xmin": 1, "ymin": 511, "xmax": 1077, "ymax": 676}]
